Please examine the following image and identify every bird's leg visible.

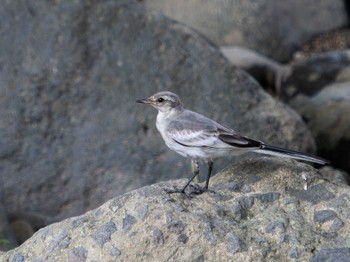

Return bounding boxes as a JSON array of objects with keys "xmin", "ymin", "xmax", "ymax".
[
  {"xmin": 181, "ymin": 160, "xmax": 200, "ymax": 193},
  {"xmin": 188, "ymin": 160, "xmax": 214, "ymax": 195},
  {"xmin": 164, "ymin": 160, "xmax": 199, "ymax": 194},
  {"xmin": 204, "ymin": 160, "xmax": 214, "ymax": 190}
]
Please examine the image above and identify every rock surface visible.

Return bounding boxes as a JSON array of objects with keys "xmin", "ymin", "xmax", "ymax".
[
  {"xmin": 1, "ymin": 158, "xmax": 349, "ymax": 261},
  {"xmin": 144, "ymin": 0, "xmax": 347, "ymax": 61},
  {"xmin": 283, "ymin": 51, "xmax": 350, "ymax": 100},
  {"xmin": 279, "ymin": 51, "xmax": 350, "ymax": 174},
  {"xmin": 0, "ymin": 0, "xmax": 317, "ymax": 221}
]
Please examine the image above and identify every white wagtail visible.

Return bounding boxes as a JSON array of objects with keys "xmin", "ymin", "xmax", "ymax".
[{"xmin": 137, "ymin": 91, "xmax": 329, "ymax": 193}]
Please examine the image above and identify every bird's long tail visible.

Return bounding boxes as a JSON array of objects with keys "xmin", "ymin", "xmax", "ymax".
[{"xmin": 254, "ymin": 144, "xmax": 329, "ymax": 165}]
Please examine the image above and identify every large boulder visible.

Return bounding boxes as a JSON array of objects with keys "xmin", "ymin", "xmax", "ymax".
[
  {"xmin": 1, "ymin": 158, "xmax": 349, "ymax": 261},
  {"xmin": 143, "ymin": 0, "xmax": 348, "ymax": 61},
  {"xmin": 0, "ymin": 0, "xmax": 316, "ymax": 223}
]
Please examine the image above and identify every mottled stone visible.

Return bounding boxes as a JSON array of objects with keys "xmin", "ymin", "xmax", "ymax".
[
  {"xmin": 1, "ymin": 158, "xmax": 350, "ymax": 261},
  {"xmin": 11, "ymin": 254, "xmax": 25, "ymax": 262},
  {"xmin": 288, "ymin": 184, "xmax": 335, "ymax": 204},
  {"xmin": 310, "ymin": 248, "xmax": 350, "ymax": 262},
  {"xmin": 92, "ymin": 221, "xmax": 117, "ymax": 248},
  {"xmin": 48, "ymin": 230, "xmax": 69, "ymax": 252},
  {"xmin": 289, "ymin": 248, "xmax": 299, "ymax": 258},
  {"xmin": 238, "ymin": 196, "xmax": 255, "ymax": 209},
  {"xmin": 167, "ymin": 221, "xmax": 186, "ymax": 235},
  {"xmin": 203, "ymin": 223, "xmax": 216, "ymax": 245},
  {"xmin": 137, "ymin": 206, "xmax": 149, "ymax": 221},
  {"xmin": 122, "ymin": 214, "xmax": 137, "ymax": 232},
  {"xmin": 110, "ymin": 246, "xmax": 121, "ymax": 257},
  {"xmin": 331, "ymin": 218, "xmax": 344, "ymax": 231},
  {"xmin": 67, "ymin": 246, "xmax": 88, "ymax": 262},
  {"xmin": 314, "ymin": 210, "xmax": 338, "ymax": 224},
  {"xmin": 227, "ymin": 235, "xmax": 244, "ymax": 254},
  {"xmin": 253, "ymin": 192, "xmax": 281, "ymax": 203},
  {"xmin": 178, "ymin": 234, "xmax": 189, "ymax": 244},
  {"xmin": 150, "ymin": 227, "xmax": 164, "ymax": 245},
  {"xmin": 265, "ymin": 221, "xmax": 286, "ymax": 234}
]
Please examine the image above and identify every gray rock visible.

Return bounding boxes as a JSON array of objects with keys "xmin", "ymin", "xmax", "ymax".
[
  {"xmin": 110, "ymin": 246, "xmax": 121, "ymax": 257},
  {"xmin": 253, "ymin": 192, "xmax": 281, "ymax": 203},
  {"xmin": 313, "ymin": 210, "xmax": 337, "ymax": 224},
  {"xmin": 283, "ymin": 51, "xmax": 350, "ymax": 99},
  {"xmin": 226, "ymin": 234, "xmax": 244, "ymax": 254},
  {"xmin": 330, "ymin": 218, "xmax": 344, "ymax": 231},
  {"xmin": 177, "ymin": 234, "xmax": 189, "ymax": 244},
  {"xmin": 310, "ymin": 248, "xmax": 350, "ymax": 262},
  {"xmin": 1, "ymin": 158, "xmax": 349, "ymax": 261},
  {"xmin": 122, "ymin": 214, "xmax": 136, "ymax": 232},
  {"xmin": 91, "ymin": 221, "xmax": 117, "ymax": 248},
  {"xmin": 221, "ymin": 46, "xmax": 291, "ymax": 94},
  {"xmin": 144, "ymin": 0, "xmax": 347, "ymax": 61},
  {"xmin": 288, "ymin": 184, "xmax": 335, "ymax": 205},
  {"xmin": 10, "ymin": 253, "xmax": 24, "ymax": 262},
  {"xmin": 68, "ymin": 246, "xmax": 88, "ymax": 262},
  {"xmin": 203, "ymin": 223, "xmax": 216, "ymax": 245},
  {"xmin": 48, "ymin": 230, "xmax": 69, "ymax": 252},
  {"xmin": 0, "ymin": 202, "xmax": 18, "ymax": 251},
  {"xmin": 286, "ymin": 78, "xmax": 350, "ymax": 174},
  {"xmin": 0, "ymin": 0, "xmax": 318, "ymax": 223}
]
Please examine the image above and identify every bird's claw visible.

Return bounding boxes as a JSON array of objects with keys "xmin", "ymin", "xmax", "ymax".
[{"xmin": 163, "ymin": 184, "xmax": 212, "ymax": 196}]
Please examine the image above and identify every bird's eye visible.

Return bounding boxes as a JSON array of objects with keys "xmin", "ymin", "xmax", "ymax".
[{"xmin": 157, "ymin": 97, "xmax": 164, "ymax": 103}]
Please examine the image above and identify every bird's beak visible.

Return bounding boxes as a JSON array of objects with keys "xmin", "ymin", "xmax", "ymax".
[{"xmin": 136, "ymin": 98, "xmax": 156, "ymax": 105}]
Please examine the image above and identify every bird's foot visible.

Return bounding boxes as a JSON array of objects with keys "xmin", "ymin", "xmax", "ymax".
[
  {"xmin": 164, "ymin": 184, "xmax": 215, "ymax": 196},
  {"xmin": 188, "ymin": 184, "xmax": 208, "ymax": 195},
  {"xmin": 163, "ymin": 187, "xmax": 186, "ymax": 194}
]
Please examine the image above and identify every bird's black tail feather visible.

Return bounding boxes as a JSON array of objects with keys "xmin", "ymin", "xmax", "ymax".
[{"xmin": 255, "ymin": 144, "xmax": 329, "ymax": 165}]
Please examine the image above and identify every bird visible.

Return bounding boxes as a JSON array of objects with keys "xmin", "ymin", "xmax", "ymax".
[{"xmin": 136, "ymin": 91, "xmax": 329, "ymax": 194}]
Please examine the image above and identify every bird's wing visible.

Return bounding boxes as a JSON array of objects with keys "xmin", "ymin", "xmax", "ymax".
[
  {"xmin": 166, "ymin": 110, "xmax": 261, "ymax": 149},
  {"xmin": 217, "ymin": 130, "xmax": 262, "ymax": 148}
]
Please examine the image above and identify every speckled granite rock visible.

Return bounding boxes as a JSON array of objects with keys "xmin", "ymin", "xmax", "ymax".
[
  {"xmin": 0, "ymin": 0, "xmax": 317, "ymax": 222},
  {"xmin": 1, "ymin": 158, "xmax": 349, "ymax": 261}
]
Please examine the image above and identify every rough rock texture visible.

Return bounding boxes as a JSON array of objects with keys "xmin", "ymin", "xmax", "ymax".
[
  {"xmin": 143, "ymin": 0, "xmax": 347, "ymax": 61},
  {"xmin": 1, "ymin": 158, "xmax": 349, "ymax": 261},
  {"xmin": 0, "ymin": 0, "xmax": 317, "ymax": 221}
]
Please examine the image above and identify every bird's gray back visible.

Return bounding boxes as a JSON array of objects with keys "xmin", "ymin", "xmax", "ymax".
[{"xmin": 167, "ymin": 109, "xmax": 223, "ymax": 133}]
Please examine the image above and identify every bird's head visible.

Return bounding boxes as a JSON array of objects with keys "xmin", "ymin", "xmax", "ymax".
[{"xmin": 136, "ymin": 91, "xmax": 183, "ymax": 112}]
